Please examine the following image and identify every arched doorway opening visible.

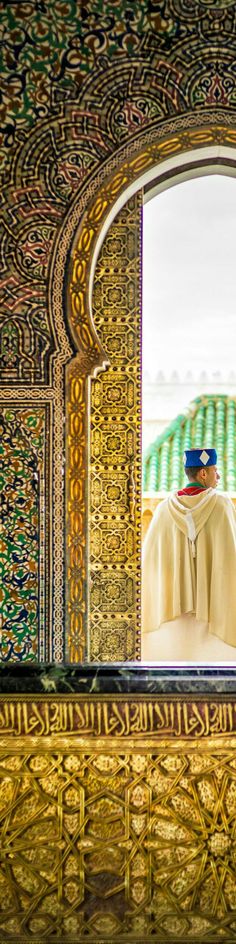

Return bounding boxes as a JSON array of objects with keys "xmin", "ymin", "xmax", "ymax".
[{"xmin": 51, "ymin": 122, "xmax": 236, "ymax": 662}]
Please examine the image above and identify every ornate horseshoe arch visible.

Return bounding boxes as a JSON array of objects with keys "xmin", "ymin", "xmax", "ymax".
[{"xmin": 51, "ymin": 110, "xmax": 236, "ymax": 663}]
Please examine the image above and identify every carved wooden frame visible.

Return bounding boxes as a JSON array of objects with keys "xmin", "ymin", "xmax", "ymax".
[{"xmin": 51, "ymin": 110, "xmax": 236, "ymax": 663}]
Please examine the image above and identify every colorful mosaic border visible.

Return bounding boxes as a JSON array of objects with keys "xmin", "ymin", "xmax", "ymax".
[{"xmin": 0, "ymin": 400, "xmax": 51, "ymax": 662}]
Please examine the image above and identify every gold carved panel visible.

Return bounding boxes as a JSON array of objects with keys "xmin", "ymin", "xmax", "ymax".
[
  {"xmin": 1, "ymin": 695, "xmax": 236, "ymax": 941},
  {"xmin": 89, "ymin": 194, "xmax": 142, "ymax": 661},
  {"xmin": 67, "ymin": 194, "xmax": 142, "ymax": 662}
]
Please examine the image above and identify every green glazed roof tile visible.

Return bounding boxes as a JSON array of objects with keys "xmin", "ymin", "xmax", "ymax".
[{"xmin": 143, "ymin": 394, "xmax": 236, "ymax": 493}]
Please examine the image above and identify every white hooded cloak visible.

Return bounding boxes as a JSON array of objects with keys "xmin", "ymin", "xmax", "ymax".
[{"xmin": 142, "ymin": 489, "xmax": 236, "ymax": 652}]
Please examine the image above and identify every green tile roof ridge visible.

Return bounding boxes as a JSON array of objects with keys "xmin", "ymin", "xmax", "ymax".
[{"xmin": 143, "ymin": 394, "xmax": 236, "ymax": 493}]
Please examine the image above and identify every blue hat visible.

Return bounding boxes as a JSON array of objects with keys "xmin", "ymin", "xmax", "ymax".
[{"xmin": 183, "ymin": 448, "xmax": 217, "ymax": 468}]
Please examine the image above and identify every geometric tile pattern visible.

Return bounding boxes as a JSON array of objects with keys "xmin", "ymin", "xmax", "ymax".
[{"xmin": 0, "ymin": 406, "xmax": 47, "ymax": 662}]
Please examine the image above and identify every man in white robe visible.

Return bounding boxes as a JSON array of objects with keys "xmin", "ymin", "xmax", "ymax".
[{"xmin": 142, "ymin": 447, "xmax": 236, "ymax": 662}]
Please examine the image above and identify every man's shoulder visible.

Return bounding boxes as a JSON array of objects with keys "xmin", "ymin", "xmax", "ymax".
[
  {"xmin": 215, "ymin": 491, "xmax": 233, "ymax": 504},
  {"xmin": 153, "ymin": 497, "xmax": 170, "ymax": 518},
  {"xmin": 214, "ymin": 492, "xmax": 235, "ymax": 513}
]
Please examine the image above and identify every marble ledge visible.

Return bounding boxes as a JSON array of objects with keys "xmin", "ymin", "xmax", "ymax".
[{"xmin": 0, "ymin": 663, "xmax": 236, "ymax": 694}]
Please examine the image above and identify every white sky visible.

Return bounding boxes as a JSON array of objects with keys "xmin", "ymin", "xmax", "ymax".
[{"xmin": 143, "ymin": 174, "xmax": 236, "ymax": 380}]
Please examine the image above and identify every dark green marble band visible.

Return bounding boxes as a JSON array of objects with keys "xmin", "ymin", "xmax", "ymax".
[{"xmin": 0, "ymin": 664, "xmax": 236, "ymax": 695}]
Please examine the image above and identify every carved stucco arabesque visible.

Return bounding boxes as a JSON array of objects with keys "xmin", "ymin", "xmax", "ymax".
[{"xmin": 0, "ymin": 695, "xmax": 236, "ymax": 941}]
